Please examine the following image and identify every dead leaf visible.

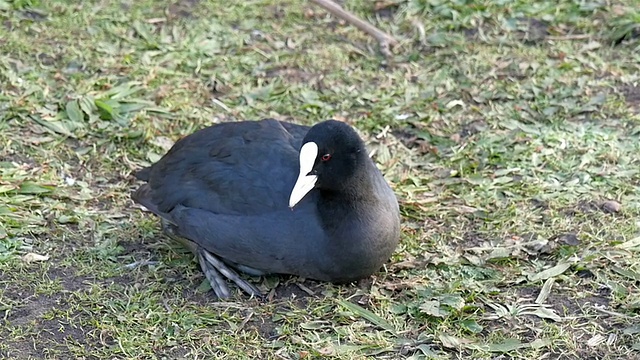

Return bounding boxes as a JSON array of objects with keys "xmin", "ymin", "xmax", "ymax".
[
  {"xmin": 439, "ymin": 334, "xmax": 473, "ymax": 349},
  {"xmin": 150, "ymin": 136, "xmax": 175, "ymax": 152},
  {"xmin": 22, "ymin": 253, "xmax": 50, "ymax": 262},
  {"xmin": 528, "ymin": 262, "xmax": 572, "ymax": 282},
  {"xmin": 616, "ymin": 236, "xmax": 640, "ymax": 250},
  {"xmin": 601, "ymin": 200, "xmax": 622, "ymax": 213}
]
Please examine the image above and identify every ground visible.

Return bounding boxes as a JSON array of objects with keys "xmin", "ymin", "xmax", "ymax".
[{"xmin": 1, "ymin": 0, "xmax": 639, "ymax": 359}]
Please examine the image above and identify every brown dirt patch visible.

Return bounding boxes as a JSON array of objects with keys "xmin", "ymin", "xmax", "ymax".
[{"xmin": 621, "ymin": 84, "xmax": 640, "ymax": 113}]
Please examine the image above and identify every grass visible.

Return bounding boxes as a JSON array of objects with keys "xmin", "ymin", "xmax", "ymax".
[{"xmin": 1, "ymin": 0, "xmax": 639, "ymax": 358}]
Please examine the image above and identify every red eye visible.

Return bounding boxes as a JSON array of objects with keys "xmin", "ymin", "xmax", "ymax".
[{"xmin": 321, "ymin": 154, "xmax": 332, "ymax": 162}]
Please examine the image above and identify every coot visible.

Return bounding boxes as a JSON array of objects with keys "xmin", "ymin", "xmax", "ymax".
[{"xmin": 132, "ymin": 119, "xmax": 400, "ymax": 298}]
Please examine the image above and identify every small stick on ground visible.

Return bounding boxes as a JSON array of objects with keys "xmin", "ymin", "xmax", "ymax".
[{"xmin": 310, "ymin": 0, "xmax": 398, "ymax": 56}]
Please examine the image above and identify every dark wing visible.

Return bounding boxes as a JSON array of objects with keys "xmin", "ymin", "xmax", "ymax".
[{"xmin": 132, "ymin": 119, "xmax": 310, "ymax": 216}]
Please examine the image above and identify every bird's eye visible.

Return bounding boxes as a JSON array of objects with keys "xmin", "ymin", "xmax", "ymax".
[{"xmin": 321, "ymin": 154, "xmax": 332, "ymax": 162}]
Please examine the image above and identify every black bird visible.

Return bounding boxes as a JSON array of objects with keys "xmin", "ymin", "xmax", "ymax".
[{"xmin": 132, "ymin": 119, "xmax": 400, "ymax": 298}]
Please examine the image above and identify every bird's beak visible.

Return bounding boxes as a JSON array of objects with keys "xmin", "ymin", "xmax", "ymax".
[{"xmin": 289, "ymin": 142, "xmax": 318, "ymax": 208}]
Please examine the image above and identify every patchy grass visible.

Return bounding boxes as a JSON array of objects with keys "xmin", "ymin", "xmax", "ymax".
[{"xmin": 1, "ymin": 0, "xmax": 639, "ymax": 358}]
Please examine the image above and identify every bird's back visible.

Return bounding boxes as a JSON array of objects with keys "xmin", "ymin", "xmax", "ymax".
[{"xmin": 135, "ymin": 119, "xmax": 310, "ymax": 216}]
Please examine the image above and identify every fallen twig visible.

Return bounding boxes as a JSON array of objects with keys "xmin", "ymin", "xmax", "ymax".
[
  {"xmin": 310, "ymin": 0, "xmax": 398, "ymax": 56},
  {"xmin": 547, "ymin": 34, "xmax": 593, "ymax": 41}
]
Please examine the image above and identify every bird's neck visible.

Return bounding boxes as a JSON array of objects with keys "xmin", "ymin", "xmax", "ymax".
[{"xmin": 316, "ymin": 161, "xmax": 380, "ymax": 225}]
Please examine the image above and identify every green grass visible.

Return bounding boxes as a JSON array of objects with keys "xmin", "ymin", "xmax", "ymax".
[{"xmin": 1, "ymin": 0, "xmax": 640, "ymax": 358}]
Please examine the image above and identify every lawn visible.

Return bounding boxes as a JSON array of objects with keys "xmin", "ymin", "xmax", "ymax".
[{"xmin": 1, "ymin": 0, "xmax": 639, "ymax": 359}]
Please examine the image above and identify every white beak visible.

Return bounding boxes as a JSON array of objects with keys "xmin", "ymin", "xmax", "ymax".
[{"xmin": 289, "ymin": 142, "xmax": 318, "ymax": 208}]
